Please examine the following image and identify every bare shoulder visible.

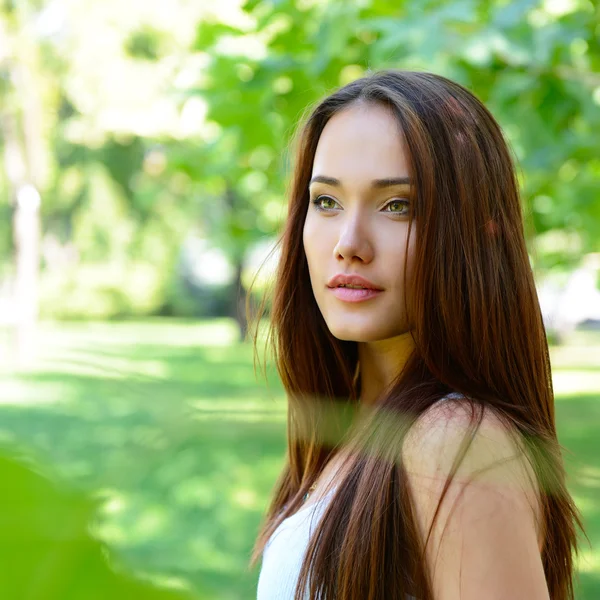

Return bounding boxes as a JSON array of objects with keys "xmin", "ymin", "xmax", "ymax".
[
  {"xmin": 401, "ymin": 396, "xmax": 548, "ymax": 599},
  {"xmin": 402, "ymin": 396, "xmax": 539, "ymax": 497}
]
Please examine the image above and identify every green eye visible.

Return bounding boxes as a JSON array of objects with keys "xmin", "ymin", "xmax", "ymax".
[
  {"xmin": 310, "ymin": 196, "xmax": 410, "ymax": 215},
  {"xmin": 312, "ymin": 196, "xmax": 339, "ymax": 211},
  {"xmin": 385, "ymin": 199, "xmax": 410, "ymax": 215}
]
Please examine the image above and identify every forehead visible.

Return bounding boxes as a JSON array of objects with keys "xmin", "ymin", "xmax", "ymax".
[{"xmin": 312, "ymin": 102, "xmax": 410, "ymax": 184}]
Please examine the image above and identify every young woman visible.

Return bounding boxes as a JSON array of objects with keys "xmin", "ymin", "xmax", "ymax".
[{"xmin": 249, "ymin": 70, "xmax": 585, "ymax": 600}]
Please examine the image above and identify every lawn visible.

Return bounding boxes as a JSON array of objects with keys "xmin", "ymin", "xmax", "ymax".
[{"xmin": 0, "ymin": 319, "xmax": 598, "ymax": 599}]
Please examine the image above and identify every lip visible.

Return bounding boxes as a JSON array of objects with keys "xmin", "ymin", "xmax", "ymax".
[
  {"xmin": 327, "ymin": 274, "xmax": 383, "ymax": 290},
  {"xmin": 329, "ymin": 287, "xmax": 383, "ymax": 303}
]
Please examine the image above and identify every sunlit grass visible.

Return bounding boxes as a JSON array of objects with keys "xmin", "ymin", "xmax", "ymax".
[
  {"xmin": 577, "ymin": 550, "xmax": 600, "ymax": 574},
  {"xmin": 0, "ymin": 378, "xmax": 70, "ymax": 406},
  {"xmin": 553, "ymin": 371, "xmax": 600, "ymax": 396}
]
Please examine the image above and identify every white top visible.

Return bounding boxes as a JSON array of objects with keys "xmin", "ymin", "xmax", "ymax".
[
  {"xmin": 257, "ymin": 486, "xmax": 336, "ymax": 600},
  {"xmin": 257, "ymin": 394, "xmax": 463, "ymax": 599}
]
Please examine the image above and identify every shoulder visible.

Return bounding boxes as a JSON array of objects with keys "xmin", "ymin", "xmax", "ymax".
[
  {"xmin": 402, "ymin": 395, "xmax": 537, "ymax": 494},
  {"xmin": 401, "ymin": 396, "xmax": 548, "ymax": 599}
]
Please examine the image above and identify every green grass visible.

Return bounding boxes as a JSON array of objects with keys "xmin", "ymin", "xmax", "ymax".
[
  {"xmin": 0, "ymin": 320, "xmax": 598, "ymax": 598},
  {"xmin": 550, "ymin": 332, "xmax": 600, "ymax": 598}
]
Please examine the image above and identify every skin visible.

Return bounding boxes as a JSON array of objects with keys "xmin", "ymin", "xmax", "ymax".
[
  {"xmin": 301, "ymin": 101, "xmax": 548, "ymax": 598},
  {"xmin": 303, "ymin": 100, "xmax": 416, "ymax": 406}
]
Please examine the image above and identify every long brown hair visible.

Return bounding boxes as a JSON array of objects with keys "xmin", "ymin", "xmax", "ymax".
[{"xmin": 248, "ymin": 70, "xmax": 585, "ymax": 599}]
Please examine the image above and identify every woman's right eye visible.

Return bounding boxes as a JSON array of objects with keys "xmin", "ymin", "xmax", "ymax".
[{"xmin": 311, "ymin": 195, "xmax": 339, "ymax": 211}]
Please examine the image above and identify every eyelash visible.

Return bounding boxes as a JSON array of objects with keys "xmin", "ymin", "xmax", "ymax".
[{"xmin": 310, "ymin": 195, "xmax": 410, "ymax": 216}]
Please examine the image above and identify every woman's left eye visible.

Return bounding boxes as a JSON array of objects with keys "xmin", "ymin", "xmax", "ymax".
[{"xmin": 383, "ymin": 199, "xmax": 410, "ymax": 215}]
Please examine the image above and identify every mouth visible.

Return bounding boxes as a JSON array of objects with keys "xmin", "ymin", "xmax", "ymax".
[{"xmin": 328, "ymin": 285, "xmax": 383, "ymax": 303}]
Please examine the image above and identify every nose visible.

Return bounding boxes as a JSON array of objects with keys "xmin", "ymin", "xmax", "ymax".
[{"xmin": 333, "ymin": 213, "xmax": 374, "ymax": 264}]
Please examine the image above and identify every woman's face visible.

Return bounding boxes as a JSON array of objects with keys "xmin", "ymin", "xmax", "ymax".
[{"xmin": 303, "ymin": 101, "xmax": 416, "ymax": 342}]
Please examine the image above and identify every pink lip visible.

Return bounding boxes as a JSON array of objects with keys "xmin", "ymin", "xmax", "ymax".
[
  {"xmin": 329, "ymin": 287, "xmax": 383, "ymax": 303},
  {"xmin": 327, "ymin": 274, "xmax": 383, "ymax": 290}
]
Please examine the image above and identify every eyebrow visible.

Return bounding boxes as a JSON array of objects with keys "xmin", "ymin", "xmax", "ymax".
[{"xmin": 309, "ymin": 175, "xmax": 411, "ymax": 188}]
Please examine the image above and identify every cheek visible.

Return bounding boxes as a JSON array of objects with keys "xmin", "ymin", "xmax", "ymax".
[{"xmin": 302, "ymin": 215, "xmax": 326, "ymax": 268}]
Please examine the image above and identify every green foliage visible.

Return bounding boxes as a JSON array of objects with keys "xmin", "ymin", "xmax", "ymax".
[
  {"xmin": 39, "ymin": 262, "xmax": 167, "ymax": 320},
  {"xmin": 159, "ymin": 275, "xmax": 236, "ymax": 319},
  {"xmin": 97, "ymin": 136, "xmax": 146, "ymax": 200},
  {"xmin": 1, "ymin": 0, "xmax": 599, "ymax": 320},
  {"xmin": 189, "ymin": 0, "xmax": 600, "ymax": 272},
  {"xmin": 124, "ymin": 27, "xmax": 166, "ymax": 61},
  {"xmin": 0, "ymin": 451, "xmax": 196, "ymax": 599}
]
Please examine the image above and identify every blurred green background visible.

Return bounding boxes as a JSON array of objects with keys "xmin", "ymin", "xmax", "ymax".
[{"xmin": 0, "ymin": 0, "xmax": 599, "ymax": 598}]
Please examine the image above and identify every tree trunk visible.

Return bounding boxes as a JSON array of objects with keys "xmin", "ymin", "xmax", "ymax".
[
  {"xmin": 232, "ymin": 258, "xmax": 248, "ymax": 342},
  {"xmin": 12, "ymin": 185, "xmax": 41, "ymax": 364},
  {"xmin": 1, "ymin": 7, "xmax": 45, "ymax": 366},
  {"xmin": 223, "ymin": 182, "xmax": 248, "ymax": 341}
]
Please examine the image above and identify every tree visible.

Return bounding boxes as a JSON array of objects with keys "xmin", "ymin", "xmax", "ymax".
[
  {"xmin": 188, "ymin": 0, "xmax": 600, "ymax": 284},
  {"xmin": 0, "ymin": 0, "xmax": 48, "ymax": 365}
]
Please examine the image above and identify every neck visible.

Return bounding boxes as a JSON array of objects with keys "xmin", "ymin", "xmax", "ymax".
[{"xmin": 357, "ymin": 331, "xmax": 415, "ymax": 405}]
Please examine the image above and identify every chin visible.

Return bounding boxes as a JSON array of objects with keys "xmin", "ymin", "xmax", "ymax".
[{"xmin": 326, "ymin": 322, "xmax": 392, "ymax": 343}]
